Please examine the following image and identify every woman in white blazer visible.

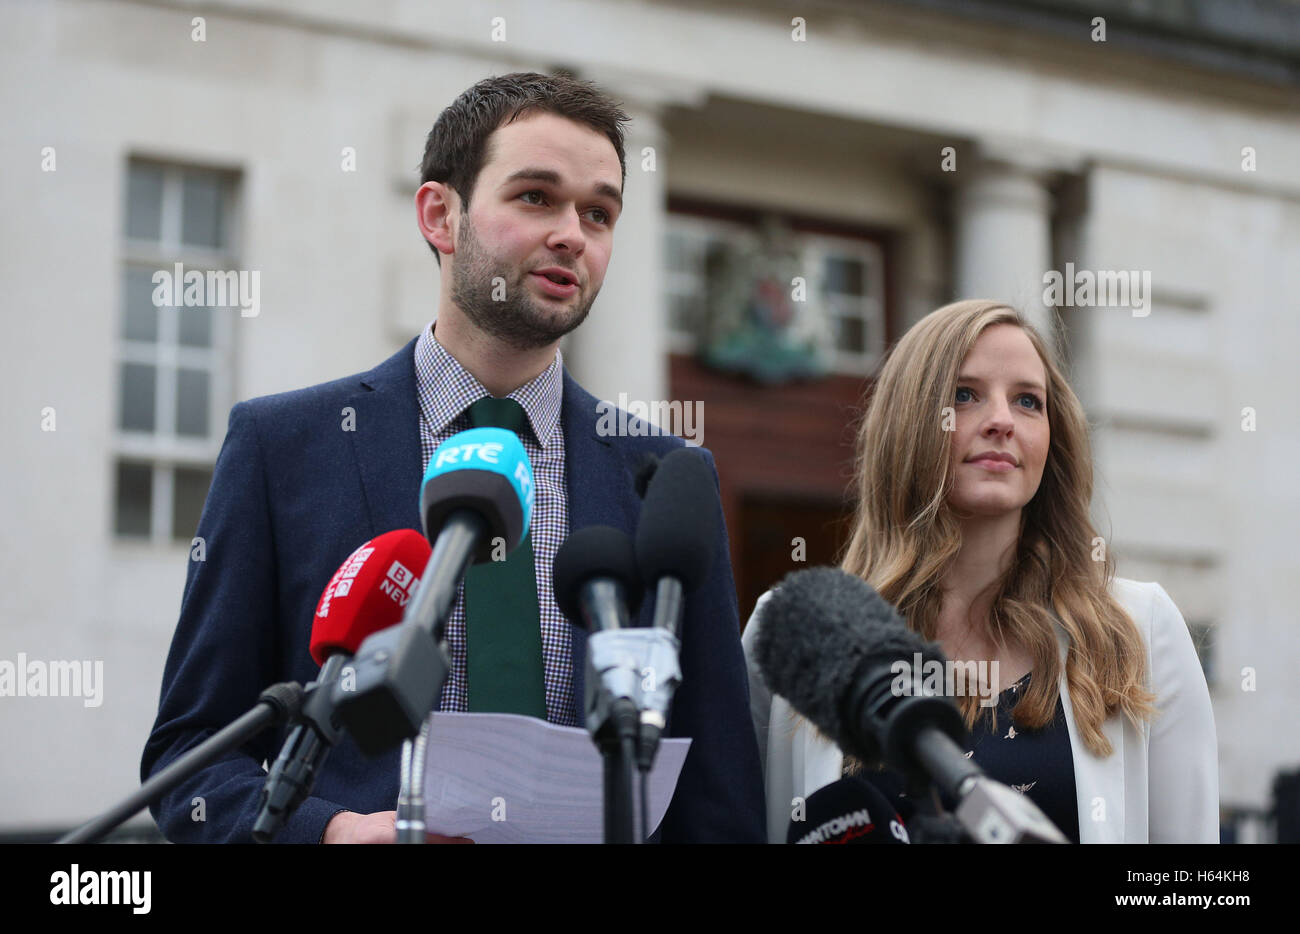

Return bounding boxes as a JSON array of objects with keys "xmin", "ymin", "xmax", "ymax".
[{"xmin": 741, "ymin": 300, "xmax": 1218, "ymax": 843}]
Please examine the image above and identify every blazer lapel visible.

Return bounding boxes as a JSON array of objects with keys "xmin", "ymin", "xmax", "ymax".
[
  {"xmin": 1054, "ymin": 622, "xmax": 1125, "ymax": 843},
  {"xmin": 344, "ymin": 336, "xmax": 440, "ymax": 709},
  {"xmin": 345, "ymin": 336, "xmax": 425, "ymax": 539},
  {"xmin": 560, "ymin": 369, "xmax": 640, "ymax": 723}
]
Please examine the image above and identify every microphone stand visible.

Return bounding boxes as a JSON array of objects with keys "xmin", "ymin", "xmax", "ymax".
[
  {"xmin": 395, "ymin": 716, "xmax": 432, "ymax": 843},
  {"xmin": 584, "ymin": 631, "xmax": 641, "ymax": 844},
  {"xmin": 57, "ymin": 682, "xmax": 305, "ymax": 844},
  {"xmin": 901, "ymin": 774, "xmax": 968, "ymax": 844},
  {"xmin": 635, "ymin": 582, "xmax": 684, "ymax": 773},
  {"xmin": 252, "ymin": 654, "xmax": 350, "ymax": 842}
]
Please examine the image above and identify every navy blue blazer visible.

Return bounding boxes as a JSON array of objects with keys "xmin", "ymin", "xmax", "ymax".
[{"xmin": 141, "ymin": 337, "xmax": 766, "ymax": 843}]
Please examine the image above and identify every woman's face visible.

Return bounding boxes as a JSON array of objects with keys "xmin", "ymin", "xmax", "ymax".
[{"xmin": 946, "ymin": 324, "xmax": 1050, "ymax": 519}]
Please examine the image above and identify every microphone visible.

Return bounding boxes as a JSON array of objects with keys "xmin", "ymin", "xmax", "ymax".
[
  {"xmin": 554, "ymin": 525, "xmax": 647, "ymax": 844},
  {"xmin": 309, "ymin": 531, "xmax": 432, "ymax": 664},
  {"xmin": 554, "ymin": 525, "xmax": 644, "ymax": 635},
  {"xmin": 635, "ymin": 447, "xmax": 717, "ymax": 634},
  {"xmin": 632, "ymin": 448, "xmax": 718, "ymax": 767},
  {"xmin": 787, "ymin": 776, "xmax": 910, "ymax": 844},
  {"xmin": 254, "ymin": 530, "xmax": 431, "ymax": 842},
  {"xmin": 335, "ymin": 428, "xmax": 535, "ymax": 755},
  {"xmin": 554, "ymin": 525, "xmax": 645, "ymax": 736},
  {"xmin": 754, "ymin": 567, "xmax": 1068, "ymax": 844},
  {"xmin": 553, "ymin": 525, "xmax": 644, "ymax": 637}
]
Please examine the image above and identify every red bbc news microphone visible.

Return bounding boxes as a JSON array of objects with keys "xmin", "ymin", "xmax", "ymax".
[
  {"xmin": 254, "ymin": 529, "xmax": 432, "ymax": 843},
  {"xmin": 310, "ymin": 529, "xmax": 433, "ymax": 664}
]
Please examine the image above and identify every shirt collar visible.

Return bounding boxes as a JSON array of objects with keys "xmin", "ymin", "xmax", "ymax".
[{"xmin": 413, "ymin": 320, "xmax": 564, "ymax": 449}]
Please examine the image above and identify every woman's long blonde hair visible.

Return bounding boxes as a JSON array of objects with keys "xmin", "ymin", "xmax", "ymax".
[{"xmin": 839, "ymin": 300, "xmax": 1155, "ymax": 756}]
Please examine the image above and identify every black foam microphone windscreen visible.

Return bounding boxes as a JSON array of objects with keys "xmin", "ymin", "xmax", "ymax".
[
  {"xmin": 553, "ymin": 525, "xmax": 643, "ymax": 623},
  {"xmin": 634, "ymin": 448, "xmax": 717, "ymax": 591},
  {"xmin": 752, "ymin": 566, "xmax": 948, "ymax": 763}
]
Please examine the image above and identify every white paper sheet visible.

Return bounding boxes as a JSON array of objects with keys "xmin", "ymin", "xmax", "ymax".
[{"xmin": 419, "ymin": 712, "xmax": 691, "ymax": 843}]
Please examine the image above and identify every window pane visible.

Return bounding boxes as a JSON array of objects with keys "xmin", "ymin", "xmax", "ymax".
[
  {"xmin": 114, "ymin": 461, "xmax": 152, "ymax": 537},
  {"xmin": 178, "ymin": 305, "xmax": 212, "ymax": 347},
  {"xmin": 703, "ymin": 239, "xmax": 730, "ymax": 278},
  {"xmin": 835, "ymin": 315, "xmax": 866, "ymax": 353},
  {"xmin": 122, "ymin": 266, "xmax": 159, "ymax": 342},
  {"xmin": 126, "ymin": 163, "xmax": 163, "ymax": 241},
  {"xmin": 120, "ymin": 363, "xmax": 156, "ymax": 432},
  {"xmin": 176, "ymin": 368, "xmax": 210, "ymax": 437},
  {"xmin": 670, "ymin": 293, "xmax": 705, "ymax": 337},
  {"xmin": 823, "ymin": 256, "xmax": 865, "ymax": 296},
  {"xmin": 182, "ymin": 171, "xmax": 225, "ymax": 248},
  {"xmin": 665, "ymin": 231, "xmax": 691, "ymax": 271},
  {"xmin": 172, "ymin": 466, "xmax": 213, "ymax": 541}
]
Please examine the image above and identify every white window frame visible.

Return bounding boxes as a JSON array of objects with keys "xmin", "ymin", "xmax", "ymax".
[
  {"xmin": 802, "ymin": 233, "xmax": 886, "ymax": 374},
  {"xmin": 664, "ymin": 213, "xmax": 887, "ymax": 375},
  {"xmin": 115, "ymin": 160, "xmax": 238, "ymax": 544}
]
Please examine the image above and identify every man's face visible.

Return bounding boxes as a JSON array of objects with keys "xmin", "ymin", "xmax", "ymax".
[{"xmin": 449, "ymin": 111, "xmax": 623, "ymax": 351}]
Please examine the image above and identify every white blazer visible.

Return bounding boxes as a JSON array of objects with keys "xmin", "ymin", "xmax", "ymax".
[{"xmin": 741, "ymin": 577, "xmax": 1220, "ymax": 843}]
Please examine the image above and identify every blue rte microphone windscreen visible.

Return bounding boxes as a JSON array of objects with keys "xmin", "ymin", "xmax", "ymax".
[{"xmin": 420, "ymin": 428, "xmax": 534, "ymax": 563}]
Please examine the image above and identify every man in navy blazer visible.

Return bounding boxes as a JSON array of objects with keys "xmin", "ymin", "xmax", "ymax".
[{"xmin": 141, "ymin": 72, "xmax": 765, "ymax": 843}]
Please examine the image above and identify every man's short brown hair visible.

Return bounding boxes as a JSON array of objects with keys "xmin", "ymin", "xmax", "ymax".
[{"xmin": 420, "ymin": 72, "xmax": 630, "ymax": 262}]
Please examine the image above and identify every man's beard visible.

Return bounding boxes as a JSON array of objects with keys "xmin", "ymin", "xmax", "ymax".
[{"xmin": 450, "ymin": 214, "xmax": 596, "ymax": 351}]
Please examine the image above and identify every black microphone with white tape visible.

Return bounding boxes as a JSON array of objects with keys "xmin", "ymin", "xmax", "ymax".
[
  {"xmin": 632, "ymin": 447, "xmax": 718, "ymax": 769},
  {"xmin": 554, "ymin": 525, "xmax": 645, "ymax": 843},
  {"xmin": 754, "ymin": 566, "xmax": 1068, "ymax": 844}
]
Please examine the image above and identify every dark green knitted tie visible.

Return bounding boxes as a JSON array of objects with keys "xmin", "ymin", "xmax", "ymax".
[{"xmin": 463, "ymin": 396, "xmax": 547, "ymax": 718}]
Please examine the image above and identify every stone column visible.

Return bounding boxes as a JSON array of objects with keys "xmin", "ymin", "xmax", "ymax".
[{"xmin": 952, "ymin": 144, "xmax": 1061, "ymax": 339}]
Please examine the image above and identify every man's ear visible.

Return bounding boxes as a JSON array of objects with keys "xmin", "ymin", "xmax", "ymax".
[{"xmin": 416, "ymin": 181, "xmax": 460, "ymax": 257}]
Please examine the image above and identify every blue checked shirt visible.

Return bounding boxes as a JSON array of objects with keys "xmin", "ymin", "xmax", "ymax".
[{"xmin": 413, "ymin": 321, "xmax": 576, "ymax": 725}]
